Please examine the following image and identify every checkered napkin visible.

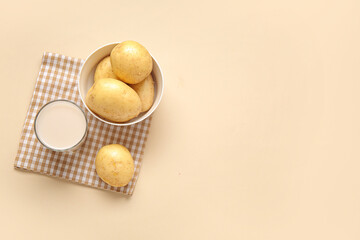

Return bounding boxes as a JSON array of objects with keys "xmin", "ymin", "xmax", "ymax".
[{"xmin": 14, "ymin": 52, "xmax": 152, "ymax": 195}]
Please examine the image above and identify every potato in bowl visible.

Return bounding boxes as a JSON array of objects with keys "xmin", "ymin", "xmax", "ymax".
[
  {"xmin": 85, "ymin": 78, "xmax": 142, "ymax": 123},
  {"xmin": 78, "ymin": 41, "xmax": 164, "ymax": 126}
]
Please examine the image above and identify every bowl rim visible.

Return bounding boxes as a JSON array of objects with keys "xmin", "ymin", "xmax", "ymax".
[{"xmin": 77, "ymin": 42, "xmax": 164, "ymax": 126}]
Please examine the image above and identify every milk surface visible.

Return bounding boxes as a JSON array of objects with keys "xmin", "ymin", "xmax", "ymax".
[{"xmin": 35, "ymin": 101, "xmax": 87, "ymax": 150}]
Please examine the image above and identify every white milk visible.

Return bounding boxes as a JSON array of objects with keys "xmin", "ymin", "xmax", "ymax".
[{"xmin": 35, "ymin": 100, "xmax": 87, "ymax": 151}]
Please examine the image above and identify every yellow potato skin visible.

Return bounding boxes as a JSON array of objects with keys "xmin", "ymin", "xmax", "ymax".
[
  {"xmin": 130, "ymin": 74, "xmax": 155, "ymax": 112},
  {"xmin": 95, "ymin": 144, "xmax": 135, "ymax": 187},
  {"xmin": 110, "ymin": 41, "xmax": 153, "ymax": 84},
  {"xmin": 85, "ymin": 78, "xmax": 141, "ymax": 122},
  {"xmin": 94, "ymin": 56, "xmax": 118, "ymax": 82}
]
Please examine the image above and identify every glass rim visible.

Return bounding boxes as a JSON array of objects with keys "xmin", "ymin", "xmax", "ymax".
[{"xmin": 34, "ymin": 99, "xmax": 88, "ymax": 152}]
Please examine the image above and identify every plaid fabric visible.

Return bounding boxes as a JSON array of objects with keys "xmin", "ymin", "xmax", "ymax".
[{"xmin": 14, "ymin": 52, "xmax": 152, "ymax": 195}]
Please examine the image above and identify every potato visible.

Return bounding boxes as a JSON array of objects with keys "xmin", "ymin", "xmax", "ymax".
[
  {"xmin": 94, "ymin": 56, "xmax": 118, "ymax": 82},
  {"xmin": 95, "ymin": 144, "xmax": 135, "ymax": 187},
  {"xmin": 85, "ymin": 78, "xmax": 141, "ymax": 122},
  {"xmin": 110, "ymin": 40, "xmax": 153, "ymax": 84},
  {"xmin": 130, "ymin": 74, "xmax": 155, "ymax": 112}
]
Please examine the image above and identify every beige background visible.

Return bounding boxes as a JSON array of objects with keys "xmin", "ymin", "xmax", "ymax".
[{"xmin": 1, "ymin": 0, "xmax": 360, "ymax": 239}]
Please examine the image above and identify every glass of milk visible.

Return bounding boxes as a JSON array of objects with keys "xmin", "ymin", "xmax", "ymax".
[{"xmin": 34, "ymin": 99, "xmax": 88, "ymax": 152}]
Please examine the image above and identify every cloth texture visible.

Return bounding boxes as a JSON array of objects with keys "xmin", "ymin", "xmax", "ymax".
[{"xmin": 14, "ymin": 52, "xmax": 152, "ymax": 195}]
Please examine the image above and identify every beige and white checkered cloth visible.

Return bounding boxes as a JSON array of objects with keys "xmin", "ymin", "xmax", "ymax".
[{"xmin": 14, "ymin": 52, "xmax": 152, "ymax": 195}]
